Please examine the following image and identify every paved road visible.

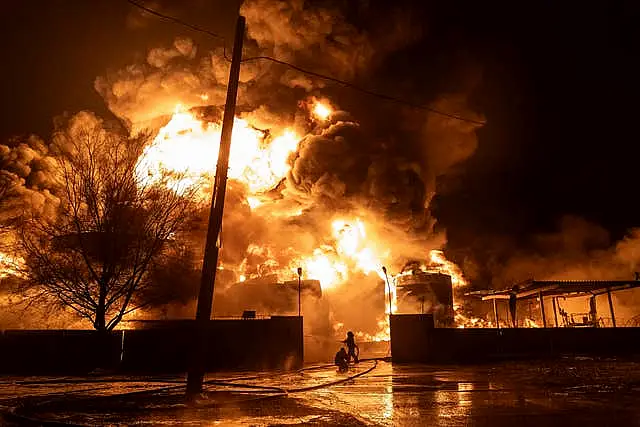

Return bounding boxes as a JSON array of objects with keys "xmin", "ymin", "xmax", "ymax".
[{"xmin": 2, "ymin": 358, "xmax": 640, "ymax": 425}]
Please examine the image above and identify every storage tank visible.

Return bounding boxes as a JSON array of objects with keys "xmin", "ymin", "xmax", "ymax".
[{"xmin": 395, "ymin": 270, "xmax": 454, "ymax": 327}]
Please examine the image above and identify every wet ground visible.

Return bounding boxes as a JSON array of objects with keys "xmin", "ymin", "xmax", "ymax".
[{"xmin": 1, "ymin": 357, "xmax": 640, "ymax": 426}]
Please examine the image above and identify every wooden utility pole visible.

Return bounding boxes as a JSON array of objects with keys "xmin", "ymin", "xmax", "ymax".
[
  {"xmin": 186, "ymin": 15, "xmax": 245, "ymax": 396},
  {"xmin": 607, "ymin": 289, "xmax": 617, "ymax": 327}
]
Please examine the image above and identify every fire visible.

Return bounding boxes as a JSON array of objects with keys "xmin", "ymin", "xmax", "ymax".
[
  {"xmin": 524, "ymin": 318, "xmax": 540, "ymax": 328},
  {"xmin": 355, "ymin": 317, "xmax": 391, "ymax": 342},
  {"xmin": 429, "ymin": 250, "xmax": 468, "ymax": 287},
  {"xmin": 246, "ymin": 196, "xmax": 263, "ymax": 210},
  {"xmin": 289, "ymin": 217, "xmax": 388, "ymax": 290},
  {"xmin": 389, "ymin": 250, "xmax": 467, "ymax": 289},
  {"xmin": 455, "ymin": 311, "xmax": 493, "ymax": 329},
  {"xmin": 296, "ymin": 248, "xmax": 348, "ymax": 290},
  {"xmin": 130, "ymin": 97, "xmax": 473, "ymax": 342},
  {"xmin": 136, "ymin": 107, "xmax": 301, "ymax": 196},
  {"xmin": 312, "ymin": 101, "xmax": 332, "ymax": 121}
]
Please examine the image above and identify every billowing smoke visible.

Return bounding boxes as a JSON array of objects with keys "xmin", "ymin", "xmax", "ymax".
[
  {"xmin": 485, "ymin": 216, "xmax": 640, "ymax": 325},
  {"xmin": 0, "ymin": 135, "xmax": 59, "ymax": 227},
  {"xmin": 0, "ymin": 1, "xmax": 484, "ymax": 343}
]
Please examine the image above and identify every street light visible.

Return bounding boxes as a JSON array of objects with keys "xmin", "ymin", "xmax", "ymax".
[
  {"xmin": 297, "ymin": 267, "xmax": 302, "ymax": 318},
  {"xmin": 382, "ymin": 266, "xmax": 392, "ymax": 316}
]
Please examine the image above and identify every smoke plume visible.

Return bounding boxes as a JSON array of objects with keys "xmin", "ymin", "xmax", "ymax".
[{"xmin": 1, "ymin": 1, "xmax": 485, "ymax": 341}]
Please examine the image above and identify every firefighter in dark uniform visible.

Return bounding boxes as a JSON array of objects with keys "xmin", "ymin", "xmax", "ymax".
[
  {"xmin": 342, "ymin": 331, "xmax": 359, "ymax": 363},
  {"xmin": 334, "ymin": 347, "xmax": 349, "ymax": 372}
]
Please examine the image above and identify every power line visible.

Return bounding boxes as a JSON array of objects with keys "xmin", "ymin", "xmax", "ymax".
[
  {"xmin": 123, "ymin": 0, "xmax": 486, "ymax": 125},
  {"xmin": 125, "ymin": 0, "xmax": 224, "ymax": 41},
  {"xmin": 241, "ymin": 55, "xmax": 485, "ymax": 125}
]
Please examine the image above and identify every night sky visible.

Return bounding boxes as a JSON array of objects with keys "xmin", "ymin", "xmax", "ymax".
[{"xmin": 2, "ymin": 0, "xmax": 638, "ymax": 285}]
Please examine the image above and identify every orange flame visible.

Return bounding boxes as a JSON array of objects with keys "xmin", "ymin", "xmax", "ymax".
[
  {"xmin": 312, "ymin": 101, "xmax": 332, "ymax": 121},
  {"xmin": 428, "ymin": 250, "xmax": 467, "ymax": 288},
  {"xmin": 136, "ymin": 106, "xmax": 300, "ymax": 196},
  {"xmin": 288, "ymin": 217, "xmax": 388, "ymax": 290},
  {"xmin": 132, "ymin": 99, "xmax": 473, "ymax": 340}
]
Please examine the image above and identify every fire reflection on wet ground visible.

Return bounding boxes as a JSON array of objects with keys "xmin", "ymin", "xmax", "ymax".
[{"xmin": 1, "ymin": 358, "xmax": 640, "ymax": 426}]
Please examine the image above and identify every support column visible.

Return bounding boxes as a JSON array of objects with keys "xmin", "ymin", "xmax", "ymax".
[
  {"xmin": 493, "ymin": 299, "xmax": 500, "ymax": 328},
  {"xmin": 539, "ymin": 292, "xmax": 547, "ymax": 328},
  {"xmin": 607, "ymin": 289, "xmax": 617, "ymax": 327},
  {"xmin": 552, "ymin": 297, "xmax": 559, "ymax": 327}
]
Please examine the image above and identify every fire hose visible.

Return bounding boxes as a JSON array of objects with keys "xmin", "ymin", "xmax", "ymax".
[{"xmin": 0, "ymin": 359, "xmax": 382, "ymax": 426}]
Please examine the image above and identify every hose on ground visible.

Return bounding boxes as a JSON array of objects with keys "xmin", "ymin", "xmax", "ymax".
[{"xmin": 1, "ymin": 359, "xmax": 382, "ymax": 426}]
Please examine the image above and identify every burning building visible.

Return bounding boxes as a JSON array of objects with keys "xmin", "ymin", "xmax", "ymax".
[
  {"xmin": 0, "ymin": 1, "xmax": 485, "ymax": 342},
  {"xmin": 395, "ymin": 266, "xmax": 454, "ymax": 327}
]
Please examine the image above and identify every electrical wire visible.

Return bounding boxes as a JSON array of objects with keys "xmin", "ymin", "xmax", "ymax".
[
  {"xmin": 239, "ymin": 55, "xmax": 486, "ymax": 125},
  {"xmin": 122, "ymin": 0, "xmax": 486, "ymax": 125},
  {"xmin": 125, "ymin": 0, "xmax": 224, "ymax": 41}
]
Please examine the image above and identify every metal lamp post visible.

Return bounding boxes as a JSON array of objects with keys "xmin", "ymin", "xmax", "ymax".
[{"xmin": 382, "ymin": 266, "xmax": 392, "ymax": 315}]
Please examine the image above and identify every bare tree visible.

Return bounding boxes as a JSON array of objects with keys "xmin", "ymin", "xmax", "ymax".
[{"xmin": 20, "ymin": 118, "xmax": 197, "ymax": 332}]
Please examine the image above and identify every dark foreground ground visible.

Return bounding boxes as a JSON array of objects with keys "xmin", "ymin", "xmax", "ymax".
[{"xmin": 1, "ymin": 357, "xmax": 640, "ymax": 426}]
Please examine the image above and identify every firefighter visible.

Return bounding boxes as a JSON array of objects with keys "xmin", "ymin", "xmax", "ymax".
[
  {"xmin": 342, "ymin": 331, "xmax": 359, "ymax": 363},
  {"xmin": 334, "ymin": 347, "xmax": 349, "ymax": 373}
]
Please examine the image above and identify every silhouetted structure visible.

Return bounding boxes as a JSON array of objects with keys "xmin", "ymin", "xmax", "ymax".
[
  {"xmin": 390, "ymin": 314, "xmax": 640, "ymax": 363},
  {"xmin": 395, "ymin": 269, "xmax": 454, "ymax": 326},
  {"xmin": 0, "ymin": 317, "xmax": 302, "ymax": 375},
  {"xmin": 481, "ymin": 279, "xmax": 640, "ymax": 328}
]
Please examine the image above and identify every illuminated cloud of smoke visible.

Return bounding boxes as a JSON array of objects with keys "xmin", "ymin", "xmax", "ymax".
[
  {"xmin": 3, "ymin": 1, "xmax": 485, "ymax": 336},
  {"xmin": 0, "ymin": 135, "xmax": 60, "ymax": 225}
]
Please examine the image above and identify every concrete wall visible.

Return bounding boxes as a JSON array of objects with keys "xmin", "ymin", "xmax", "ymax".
[
  {"xmin": 390, "ymin": 314, "xmax": 640, "ymax": 363},
  {"xmin": 0, "ymin": 316, "xmax": 303, "ymax": 374},
  {"xmin": 0, "ymin": 330, "xmax": 120, "ymax": 374}
]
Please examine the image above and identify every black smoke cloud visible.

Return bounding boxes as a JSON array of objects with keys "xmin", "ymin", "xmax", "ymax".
[
  {"xmin": 92, "ymin": 0, "xmax": 484, "ymax": 286},
  {"xmin": 2, "ymin": 1, "xmax": 484, "ymax": 334}
]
